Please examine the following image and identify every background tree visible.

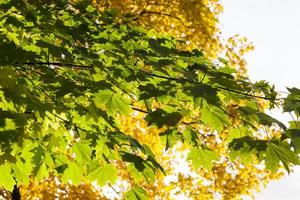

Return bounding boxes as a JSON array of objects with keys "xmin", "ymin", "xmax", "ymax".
[{"xmin": 0, "ymin": 0, "xmax": 299, "ymax": 199}]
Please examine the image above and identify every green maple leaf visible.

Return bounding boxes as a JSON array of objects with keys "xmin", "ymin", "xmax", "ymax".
[
  {"xmin": 145, "ymin": 109, "xmax": 183, "ymax": 128},
  {"xmin": 35, "ymin": 163, "xmax": 49, "ymax": 181},
  {"xmin": 285, "ymin": 129, "xmax": 300, "ymax": 153},
  {"xmin": 283, "ymin": 87, "xmax": 300, "ymax": 116},
  {"xmin": 12, "ymin": 161, "xmax": 32, "ymax": 185},
  {"xmin": 72, "ymin": 141, "xmax": 92, "ymax": 164},
  {"xmin": 187, "ymin": 147, "xmax": 219, "ymax": 171},
  {"xmin": 94, "ymin": 90, "xmax": 131, "ymax": 115},
  {"xmin": 201, "ymin": 105, "xmax": 230, "ymax": 132},
  {"xmin": 62, "ymin": 162, "xmax": 83, "ymax": 185},
  {"xmin": 87, "ymin": 163, "xmax": 117, "ymax": 186},
  {"xmin": 0, "ymin": 164, "xmax": 15, "ymax": 190},
  {"xmin": 266, "ymin": 142, "xmax": 300, "ymax": 173},
  {"xmin": 227, "ymin": 127, "xmax": 250, "ymax": 143}
]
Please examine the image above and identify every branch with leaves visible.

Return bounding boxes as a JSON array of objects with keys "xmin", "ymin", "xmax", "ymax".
[{"xmin": 0, "ymin": 1, "xmax": 299, "ymax": 199}]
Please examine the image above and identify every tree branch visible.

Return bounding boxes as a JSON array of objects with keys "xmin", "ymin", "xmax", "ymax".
[
  {"xmin": 9, "ymin": 61, "xmax": 297, "ymax": 102},
  {"xmin": 131, "ymin": 10, "xmax": 188, "ymax": 27},
  {"xmin": 132, "ymin": 107, "xmax": 149, "ymax": 114},
  {"xmin": 139, "ymin": 70, "xmax": 282, "ymax": 101},
  {"xmin": 22, "ymin": 62, "xmax": 93, "ymax": 70}
]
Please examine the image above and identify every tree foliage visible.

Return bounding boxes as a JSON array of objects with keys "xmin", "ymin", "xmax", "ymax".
[
  {"xmin": 93, "ymin": 0, "xmax": 222, "ymax": 54},
  {"xmin": 91, "ymin": 0, "xmax": 255, "ymax": 75},
  {"xmin": 0, "ymin": 0, "xmax": 299, "ymax": 199}
]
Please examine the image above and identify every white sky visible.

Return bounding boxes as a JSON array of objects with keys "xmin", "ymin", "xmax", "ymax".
[{"xmin": 220, "ymin": 0, "xmax": 300, "ymax": 199}]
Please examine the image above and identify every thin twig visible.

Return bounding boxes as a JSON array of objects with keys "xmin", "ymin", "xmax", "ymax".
[
  {"xmin": 107, "ymin": 183, "xmax": 121, "ymax": 198},
  {"xmin": 140, "ymin": 70, "xmax": 283, "ymax": 101},
  {"xmin": 22, "ymin": 62, "xmax": 93, "ymax": 70},
  {"xmin": 132, "ymin": 107, "xmax": 149, "ymax": 114},
  {"xmin": 289, "ymin": 112, "xmax": 299, "ymax": 129},
  {"xmin": 135, "ymin": 10, "xmax": 188, "ymax": 27},
  {"xmin": 141, "ymin": 69, "xmax": 185, "ymax": 82}
]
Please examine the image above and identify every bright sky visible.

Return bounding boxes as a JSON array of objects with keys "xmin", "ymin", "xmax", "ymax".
[{"xmin": 220, "ymin": 0, "xmax": 300, "ymax": 199}]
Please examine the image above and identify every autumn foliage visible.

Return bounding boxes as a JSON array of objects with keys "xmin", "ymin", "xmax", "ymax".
[{"xmin": 0, "ymin": 1, "xmax": 299, "ymax": 200}]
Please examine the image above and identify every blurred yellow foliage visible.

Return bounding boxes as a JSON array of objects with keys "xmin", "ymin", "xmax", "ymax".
[{"xmin": 19, "ymin": 176, "xmax": 107, "ymax": 200}]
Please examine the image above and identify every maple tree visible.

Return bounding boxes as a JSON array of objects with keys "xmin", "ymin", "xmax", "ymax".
[{"xmin": 0, "ymin": 0, "xmax": 300, "ymax": 199}]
